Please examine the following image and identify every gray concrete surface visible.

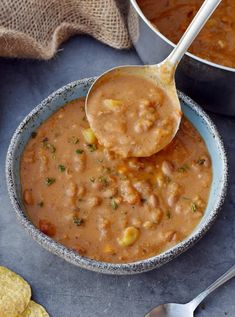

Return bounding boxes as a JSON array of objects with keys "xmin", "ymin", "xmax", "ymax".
[{"xmin": 0, "ymin": 35, "xmax": 234, "ymax": 317}]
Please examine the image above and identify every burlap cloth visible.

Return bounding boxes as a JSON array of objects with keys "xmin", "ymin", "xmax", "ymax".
[{"xmin": 0, "ymin": 0, "xmax": 131, "ymax": 60}]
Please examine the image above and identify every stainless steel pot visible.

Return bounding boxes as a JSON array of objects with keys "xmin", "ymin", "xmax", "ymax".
[{"xmin": 128, "ymin": 0, "xmax": 235, "ymax": 116}]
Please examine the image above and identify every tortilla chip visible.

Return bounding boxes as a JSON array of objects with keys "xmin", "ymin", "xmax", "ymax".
[
  {"xmin": 20, "ymin": 300, "xmax": 50, "ymax": 317},
  {"xmin": 0, "ymin": 266, "xmax": 31, "ymax": 317}
]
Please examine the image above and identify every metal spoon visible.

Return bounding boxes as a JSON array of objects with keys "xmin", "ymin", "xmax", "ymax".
[
  {"xmin": 145, "ymin": 264, "xmax": 235, "ymax": 317},
  {"xmin": 86, "ymin": 0, "xmax": 222, "ymax": 157}
]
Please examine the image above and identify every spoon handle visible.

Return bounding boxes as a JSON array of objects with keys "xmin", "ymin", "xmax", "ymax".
[
  {"xmin": 167, "ymin": 0, "xmax": 222, "ymax": 66},
  {"xmin": 189, "ymin": 264, "xmax": 235, "ymax": 311}
]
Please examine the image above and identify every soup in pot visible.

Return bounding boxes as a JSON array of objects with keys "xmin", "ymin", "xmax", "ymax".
[{"xmin": 138, "ymin": 0, "xmax": 235, "ymax": 68}]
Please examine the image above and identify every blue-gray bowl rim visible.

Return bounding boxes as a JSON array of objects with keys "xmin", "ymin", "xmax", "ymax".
[{"xmin": 5, "ymin": 77, "xmax": 228, "ymax": 275}]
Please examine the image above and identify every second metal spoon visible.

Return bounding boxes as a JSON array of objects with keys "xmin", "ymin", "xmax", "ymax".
[{"xmin": 145, "ymin": 264, "xmax": 235, "ymax": 317}]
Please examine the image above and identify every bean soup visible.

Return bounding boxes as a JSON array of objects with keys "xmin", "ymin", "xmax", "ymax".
[
  {"xmin": 87, "ymin": 72, "xmax": 181, "ymax": 158},
  {"xmin": 21, "ymin": 98, "xmax": 212, "ymax": 263},
  {"xmin": 138, "ymin": 0, "xmax": 235, "ymax": 68}
]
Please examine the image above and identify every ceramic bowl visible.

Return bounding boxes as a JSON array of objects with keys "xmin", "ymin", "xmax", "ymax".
[{"xmin": 6, "ymin": 78, "xmax": 228, "ymax": 275}]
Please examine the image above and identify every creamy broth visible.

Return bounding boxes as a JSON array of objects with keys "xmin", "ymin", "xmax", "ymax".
[
  {"xmin": 21, "ymin": 98, "xmax": 212, "ymax": 263},
  {"xmin": 138, "ymin": 0, "xmax": 235, "ymax": 68},
  {"xmin": 87, "ymin": 73, "xmax": 181, "ymax": 157}
]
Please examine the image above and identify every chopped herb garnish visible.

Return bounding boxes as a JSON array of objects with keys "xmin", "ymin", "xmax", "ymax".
[
  {"xmin": 73, "ymin": 216, "xmax": 84, "ymax": 226},
  {"xmin": 111, "ymin": 199, "xmax": 118, "ymax": 210},
  {"xmin": 191, "ymin": 203, "xmax": 198, "ymax": 212},
  {"xmin": 58, "ymin": 164, "xmax": 65, "ymax": 172},
  {"xmin": 31, "ymin": 131, "xmax": 37, "ymax": 138},
  {"xmin": 102, "ymin": 166, "xmax": 111, "ymax": 174},
  {"xmin": 182, "ymin": 196, "xmax": 191, "ymax": 201},
  {"xmin": 177, "ymin": 164, "xmax": 189, "ymax": 173},
  {"xmin": 37, "ymin": 201, "xmax": 44, "ymax": 207},
  {"xmin": 76, "ymin": 149, "xmax": 84, "ymax": 154},
  {"xmin": 98, "ymin": 176, "xmax": 109, "ymax": 187},
  {"xmin": 43, "ymin": 140, "xmax": 56, "ymax": 153},
  {"xmin": 87, "ymin": 144, "xmax": 97, "ymax": 152},
  {"xmin": 68, "ymin": 136, "xmax": 79, "ymax": 144},
  {"xmin": 89, "ymin": 177, "xmax": 95, "ymax": 183},
  {"xmin": 45, "ymin": 177, "xmax": 55, "ymax": 186},
  {"xmin": 196, "ymin": 158, "xmax": 206, "ymax": 165},
  {"xmin": 165, "ymin": 176, "xmax": 171, "ymax": 183},
  {"xmin": 166, "ymin": 210, "xmax": 171, "ymax": 219}
]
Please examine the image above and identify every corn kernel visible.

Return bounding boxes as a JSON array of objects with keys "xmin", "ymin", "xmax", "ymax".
[
  {"xmin": 103, "ymin": 99, "xmax": 123, "ymax": 110},
  {"xmin": 82, "ymin": 128, "xmax": 96, "ymax": 144},
  {"xmin": 117, "ymin": 226, "xmax": 139, "ymax": 247}
]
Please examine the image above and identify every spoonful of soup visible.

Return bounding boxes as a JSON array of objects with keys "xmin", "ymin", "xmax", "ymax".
[{"xmin": 86, "ymin": 0, "xmax": 221, "ymax": 158}]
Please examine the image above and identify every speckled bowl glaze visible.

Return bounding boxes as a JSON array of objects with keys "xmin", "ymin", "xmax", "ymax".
[{"xmin": 6, "ymin": 78, "xmax": 228, "ymax": 275}]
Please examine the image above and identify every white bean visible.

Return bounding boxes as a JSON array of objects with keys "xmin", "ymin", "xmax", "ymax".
[
  {"xmin": 87, "ymin": 196, "xmax": 101, "ymax": 207},
  {"xmin": 23, "ymin": 189, "xmax": 34, "ymax": 205},
  {"xmin": 162, "ymin": 160, "xmax": 174, "ymax": 177},
  {"xmin": 148, "ymin": 194, "xmax": 159, "ymax": 208}
]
